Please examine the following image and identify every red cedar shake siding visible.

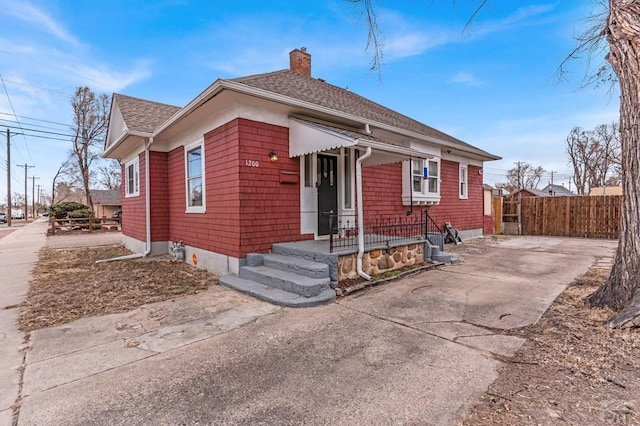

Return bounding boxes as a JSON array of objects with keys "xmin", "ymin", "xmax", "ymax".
[
  {"xmin": 362, "ymin": 160, "xmax": 483, "ymax": 231},
  {"xmin": 237, "ymin": 118, "xmax": 310, "ymax": 254},
  {"xmin": 149, "ymin": 151, "xmax": 169, "ymax": 241},
  {"xmin": 121, "ymin": 153, "xmax": 146, "ymax": 241},
  {"xmin": 155, "ymin": 118, "xmax": 308, "ymax": 259}
]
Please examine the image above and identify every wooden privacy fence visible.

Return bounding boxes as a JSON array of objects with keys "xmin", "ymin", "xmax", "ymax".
[{"xmin": 520, "ymin": 195, "xmax": 621, "ymax": 239}]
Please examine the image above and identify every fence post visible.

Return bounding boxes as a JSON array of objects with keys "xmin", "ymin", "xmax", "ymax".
[{"xmin": 50, "ymin": 216, "xmax": 55, "ymax": 235}]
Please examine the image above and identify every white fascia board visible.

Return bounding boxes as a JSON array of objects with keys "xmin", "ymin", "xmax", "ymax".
[{"xmin": 102, "ymin": 130, "xmax": 150, "ymax": 159}]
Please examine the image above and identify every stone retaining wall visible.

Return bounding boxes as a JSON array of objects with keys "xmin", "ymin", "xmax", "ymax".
[{"xmin": 338, "ymin": 244, "xmax": 424, "ymax": 281}]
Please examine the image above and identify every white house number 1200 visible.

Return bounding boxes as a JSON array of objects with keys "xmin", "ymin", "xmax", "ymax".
[{"xmin": 245, "ymin": 160, "xmax": 259, "ymax": 167}]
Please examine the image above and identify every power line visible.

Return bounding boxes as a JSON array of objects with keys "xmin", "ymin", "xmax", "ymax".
[
  {"xmin": 0, "ymin": 74, "xmax": 33, "ymax": 164},
  {"xmin": 0, "ymin": 78, "xmax": 72, "ymax": 98},
  {"xmin": 0, "ymin": 112, "xmax": 73, "ymax": 128}
]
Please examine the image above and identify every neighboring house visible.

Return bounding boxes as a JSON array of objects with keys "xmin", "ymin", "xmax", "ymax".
[
  {"xmin": 90, "ymin": 189, "xmax": 122, "ymax": 218},
  {"xmin": 589, "ymin": 186, "xmax": 622, "ymax": 196},
  {"xmin": 541, "ymin": 183, "xmax": 574, "ymax": 197},
  {"xmin": 513, "ymin": 188, "xmax": 550, "ymax": 197},
  {"xmin": 104, "ymin": 47, "xmax": 500, "ymax": 305}
]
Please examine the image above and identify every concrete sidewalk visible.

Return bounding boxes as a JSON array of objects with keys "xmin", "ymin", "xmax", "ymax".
[
  {"xmin": 16, "ymin": 236, "xmax": 618, "ymax": 425},
  {"xmin": 0, "ymin": 219, "xmax": 49, "ymax": 426}
]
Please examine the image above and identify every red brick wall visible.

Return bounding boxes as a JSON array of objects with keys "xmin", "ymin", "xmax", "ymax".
[
  {"xmin": 121, "ymin": 153, "xmax": 146, "ymax": 241},
  {"xmin": 361, "ymin": 160, "xmax": 484, "ymax": 230}
]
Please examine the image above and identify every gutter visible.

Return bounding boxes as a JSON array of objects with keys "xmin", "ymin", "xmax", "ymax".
[
  {"xmin": 355, "ymin": 146, "xmax": 372, "ymax": 281},
  {"xmin": 97, "ymin": 137, "xmax": 154, "ymax": 263}
]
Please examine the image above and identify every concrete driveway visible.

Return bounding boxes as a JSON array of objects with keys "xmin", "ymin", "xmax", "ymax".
[{"xmin": 17, "ymin": 236, "xmax": 617, "ymax": 425}]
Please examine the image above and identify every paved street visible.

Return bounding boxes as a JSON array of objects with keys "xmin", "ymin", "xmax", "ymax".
[{"xmin": 7, "ymin": 234, "xmax": 616, "ymax": 425}]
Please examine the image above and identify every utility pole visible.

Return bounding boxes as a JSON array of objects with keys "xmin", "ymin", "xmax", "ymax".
[
  {"xmin": 36, "ymin": 184, "xmax": 42, "ymax": 214},
  {"xmin": 30, "ymin": 176, "xmax": 39, "ymax": 218},
  {"xmin": 549, "ymin": 171, "xmax": 555, "ymax": 195},
  {"xmin": 17, "ymin": 163, "xmax": 34, "ymax": 221},
  {"xmin": 5, "ymin": 129, "xmax": 22, "ymax": 227}
]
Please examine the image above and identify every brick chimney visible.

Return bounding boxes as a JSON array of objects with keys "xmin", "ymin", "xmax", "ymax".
[{"xmin": 289, "ymin": 47, "xmax": 311, "ymax": 77}]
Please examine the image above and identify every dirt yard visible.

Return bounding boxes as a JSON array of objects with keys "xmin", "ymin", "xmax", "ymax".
[
  {"xmin": 19, "ymin": 245, "xmax": 217, "ymax": 332},
  {"xmin": 464, "ymin": 266, "xmax": 639, "ymax": 425}
]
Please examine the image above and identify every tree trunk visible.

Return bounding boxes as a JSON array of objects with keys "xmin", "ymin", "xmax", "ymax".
[{"xmin": 587, "ymin": 0, "xmax": 640, "ymax": 328}]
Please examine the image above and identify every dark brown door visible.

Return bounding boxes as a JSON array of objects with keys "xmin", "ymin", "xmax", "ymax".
[{"xmin": 317, "ymin": 154, "xmax": 338, "ymax": 236}]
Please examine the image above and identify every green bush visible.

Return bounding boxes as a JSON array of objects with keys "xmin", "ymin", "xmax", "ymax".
[
  {"xmin": 49, "ymin": 202, "xmax": 90, "ymax": 219},
  {"xmin": 67, "ymin": 208, "xmax": 92, "ymax": 219}
]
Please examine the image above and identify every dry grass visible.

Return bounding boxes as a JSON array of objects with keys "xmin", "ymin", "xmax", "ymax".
[
  {"xmin": 19, "ymin": 245, "xmax": 217, "ymax": 331},
  {"xmin": 464, "ymin": 267, "xmax": 640, "ymax": 425}
]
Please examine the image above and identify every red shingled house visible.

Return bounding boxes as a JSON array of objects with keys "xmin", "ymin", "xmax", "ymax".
[{"xmin": 104, "ymin": 48, "xmax": 500, "ymax": 307}]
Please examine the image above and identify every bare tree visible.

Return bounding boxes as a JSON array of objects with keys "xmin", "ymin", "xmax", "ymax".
[
  {"xmin": 70, "ymin": 86, "xmax": 109, "ymax": 211},
  {"xmin": 352, "ymin": 0, "xmax": 640, "ymax": 327},
  {"xmin": 50, "ymin": 160, "xmax": 75, "ymax": 205},
  {"xmin": 585, "ymin": 2, "xmax": 640, "ymax": 327},
  {"xmin": 506, "ymin": 162, "xmax": 545, "ymax": 190},
  {"xmin": 565, "ymin": 124, "xmax": 621, "ymax": 195},
  {"xmin": 97, "ymin": 160, "xmax": 122, "ymax": 191}
]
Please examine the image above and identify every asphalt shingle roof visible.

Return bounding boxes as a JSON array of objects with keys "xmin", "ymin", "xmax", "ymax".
[
  {"xmin": 90, "ymin": 189, "xmax": 121, "ymax": 205},
  {"xmin": 231, "ymin": 70, "xmax": 492, "ymax": 155},
  {"xmin": 113, "ymin": 93, "xmax": 180, "ymax": 133}
]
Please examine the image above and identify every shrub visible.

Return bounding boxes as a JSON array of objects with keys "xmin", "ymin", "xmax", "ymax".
[
  {"xmin": 49, "ymin": 202, "xmax": 90, "ymax": 219},
  {"xmin": 67, "ymin": 209, "xmax": 92, "ymax": 219}
]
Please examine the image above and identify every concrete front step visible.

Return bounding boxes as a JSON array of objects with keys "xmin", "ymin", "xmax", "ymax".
[
  {"xmin": 272, "ymin": 243, "xmax": 339, "ymax": 286},
  {"xmin": 261, "ymin": 254, "xmax": 329, "ymax": 279},
  {"xmin": 219, "ymin": 275, "xmax": 336, "ymax": 308},
  {"xmin": 239, "ymin": 265, "xmax": 330, "ymax": 297}
]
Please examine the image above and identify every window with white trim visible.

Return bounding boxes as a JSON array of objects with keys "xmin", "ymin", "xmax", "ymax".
[
  {"xmin": 125, "ymin": 157, "xmax": 139, "ymax": 197},
  {"xmin": 185, "ymin": 139, "xmax": 205, "ymax": 213},
  {"xmin": 402, "ymin": 158, "xmax": 440, "ymax": 205},
  {"xmin": 459, "ymin": 164, "xmax": 468, "ymax": 199}
]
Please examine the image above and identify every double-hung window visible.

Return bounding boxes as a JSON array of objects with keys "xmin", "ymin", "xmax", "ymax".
[
  {"xmin": 459, "ymin": 164, "xmax": 468, "ymax": 199},
  {"xmin": 125, "ymin": 157, "xmax": 139, "ymax": 197},
  {"xmin": 185, "ymin": 139, "xmax": 205, "ymax": 213},
  {"xmin": 403, "ymin": 158, "xmax": 440, "ymax": 205}
]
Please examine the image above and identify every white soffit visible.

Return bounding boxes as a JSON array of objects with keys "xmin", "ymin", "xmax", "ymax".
[{"xmin": 289, "ymin": 118, "xmax": 432, "ymax": 166}]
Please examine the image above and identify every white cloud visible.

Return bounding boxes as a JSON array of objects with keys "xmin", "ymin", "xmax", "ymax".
[
  {"xmin": 470, "ymin": 4, "xmax": 558, "ymax": 36},
  {"xmin": 58, "ymin": 60, "xmax": 153, "ymax": 93},
  {"xmin": 449, "ymin": 71, "xmax": 485, "ymax": 87},
  {"xmin": 0, "ymin": 2, "xmax": 80, "ymax": 46}
]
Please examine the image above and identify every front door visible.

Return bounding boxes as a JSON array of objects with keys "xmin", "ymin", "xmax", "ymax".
[{"xmin": 317, "ymin": 154, "xmax": 338, "ymax": 236}]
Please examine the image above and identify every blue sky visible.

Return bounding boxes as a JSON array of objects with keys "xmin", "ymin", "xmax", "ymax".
[{"xmin": 0, "ymin": 0, "xmax": 617, "ymax": 205}]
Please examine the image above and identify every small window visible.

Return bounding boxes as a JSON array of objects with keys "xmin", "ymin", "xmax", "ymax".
[
  {"xmin": 427, "ymin": 160, "xmax": 439, "ymax": 194},
  {"xmin": 185, "ymin": 139, "xmax": 205, "ymax": 213},
  {"xmin": 125, "ymin": 157, "xmax": 139, "ymax": 197},
  {"xmin": 412, "ymin": 159, "xmax": 423, "ymax": 193},
  {"xmin": 459, "ymin": 164, "xmax": 468, "ymax": 199},
  {"xmin": 344, "ymin": 149, "xmax": 353, "ymax": 209},
  {"xmin": 304, "ymin": 154, "xmax": 313, "ymax": 187}
]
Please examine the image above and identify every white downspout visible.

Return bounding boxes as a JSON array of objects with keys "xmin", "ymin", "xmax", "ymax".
[
  {"xmin": 356, "ymin": 146, "xmax": 372, "ymax": 280},
  {"xmin": 97, "ymin": 137, "xmax": 154, "ymax": 263}
]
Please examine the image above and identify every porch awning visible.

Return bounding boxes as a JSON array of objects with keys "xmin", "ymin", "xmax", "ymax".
[{"xmin": 289, "ymin": 117, "xmax": 432, "ymax": 166}]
